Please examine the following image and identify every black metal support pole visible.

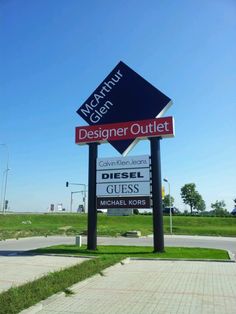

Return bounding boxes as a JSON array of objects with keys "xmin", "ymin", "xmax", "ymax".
[
  {"xmin": 150, "ymin": 137, "xmax": 164, "ymax": 252},
  {"xmin": 87, "ymin": 143, "xmax": 98, "ymax": 250}
]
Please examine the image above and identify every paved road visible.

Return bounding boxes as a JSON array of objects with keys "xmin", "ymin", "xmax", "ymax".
[{"xmin": 0, "ymin": 235, "xmax": 235, "ymax": 258}]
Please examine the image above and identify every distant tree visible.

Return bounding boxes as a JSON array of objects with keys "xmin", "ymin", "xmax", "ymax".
[
  {"xmin": 180, "ymin": 183, "xmax": 205, "ymax": 214},
  {"xmin": 180, "ymin": 183, "xmax": 196, "ymax": 214},
  {"xmin": 232, "ymin": 199, "xmax": 236, "ymax": 215},
  {"xmin": 162, "ymin": 194, "xmax": 174, "ymax": 208},
  {"xmin": 194, "ymin": 193, "xmax": 206, "ymax": 212},
  {"xmin": 211, "ymin": 200, "xmax": 228, "ymax": 216},
  {"xmin": 133, "ymin": 208, "xmax": 139, "ymax": 215}
]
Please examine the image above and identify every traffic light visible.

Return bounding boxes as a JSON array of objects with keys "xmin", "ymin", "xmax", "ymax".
[
  {"xmin": 5, "ymin": 200, "xmax": 8, "ymax": 210},
  {"xmin": 162, "ymin": 186, "xmax": 165, "ymax": 199},
  {"xmin": 66, "ymin": 181, "xmax": 69, "ymax": 187}
]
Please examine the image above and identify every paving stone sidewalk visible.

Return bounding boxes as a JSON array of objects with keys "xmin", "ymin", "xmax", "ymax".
[
  {"xmin": 21, "ymin": 259, "xmax": 236, "ymax": 314},
  {"xmin": 0, "ymin": 255, "xmax": 89, "ymax": 293}
]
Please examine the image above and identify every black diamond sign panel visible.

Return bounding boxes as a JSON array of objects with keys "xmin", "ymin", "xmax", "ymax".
[{"xmin": 77, "ymin": 61, "xmax": 172, "ymax": 155}]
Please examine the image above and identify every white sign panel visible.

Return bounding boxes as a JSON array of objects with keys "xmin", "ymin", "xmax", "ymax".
[
  {"xmin": 97, "ymin": 168, "xmax": 150, "ymax": 183},
  {"xmin": 97, "ymin": 155, "xmax": 150, "ymax": 170},
  {"xmin": 97, "ymin": 181, "xmax": 150, "ymax": 196}
]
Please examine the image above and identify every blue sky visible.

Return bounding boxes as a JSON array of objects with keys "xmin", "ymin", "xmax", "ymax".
[{"xmin": 0, "ymin": 0, "xmax": 235, "ymax": 212}]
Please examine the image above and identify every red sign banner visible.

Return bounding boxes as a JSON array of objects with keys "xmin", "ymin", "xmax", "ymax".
[{"xmin": 75, "ymin": 116, "xmax": 174, "ymax": 144}]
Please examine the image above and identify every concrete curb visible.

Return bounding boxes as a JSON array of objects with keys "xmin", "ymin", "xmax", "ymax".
[
  {"xmin": 228, "ymin": 250, "xmax": 236, "ymax": 261},
  {"xmin": 28, "ymin": 252, "xmax": 93, "ymax": 259},
  {"xmin": 129, "ymin": 250, "xmax": 235, "ymax": 263},
  {"xmin": 130, "ymin": 257, "xmax": 235, "ymax": 263}
]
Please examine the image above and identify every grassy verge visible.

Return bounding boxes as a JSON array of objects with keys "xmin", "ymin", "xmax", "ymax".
[
  {"xmin": 34, "ymin": 244, "xmax": 230, "ymax": 260},
  {"xmin": 0, "ymin": 214, "xmax": 235, "ymax": 239},
  {"xmin": 0, "ymin": 214, "xmax": 88, "ymax": 240},
  {"xmin": 0, "ymin": 245, "xmax": 229, "ymax": 314}
]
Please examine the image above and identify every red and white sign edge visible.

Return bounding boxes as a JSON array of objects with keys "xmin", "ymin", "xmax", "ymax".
[{"xmin": 75, "ymin": 116, "xmax": 175, "ymax": 145}]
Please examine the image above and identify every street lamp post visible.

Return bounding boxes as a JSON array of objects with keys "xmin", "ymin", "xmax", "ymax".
[
  {"xmin": 163, "ymin": 178, "xmax": 172, "ymax": 234},
  {"xmin": 0, "ymin": 144, "xmax": 10, "ymax": 214},
  {"xmin": 2, "ymin": 168, "xmax": 10, "ymax": 213}
]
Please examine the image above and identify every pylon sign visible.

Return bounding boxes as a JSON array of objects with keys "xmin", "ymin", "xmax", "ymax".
[
  {"xmin": 77, "ymin": 61, "xmax": 172, "ymax": 155},
  {"xmin": 75, "ymin": 61, "xmax": 174, "ymax": 253}
]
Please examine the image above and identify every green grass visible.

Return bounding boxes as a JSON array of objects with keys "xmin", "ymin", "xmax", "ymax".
[
  {"xmin": 0, "ymin": 244, "xmax": 230, "ymax": 314},
  {"xmin": 0, "ymin": 214, "xmax": 87, "ymax": 240},
  {"xmin": 33, "ymin": 244, "xmax": 230, "ymax": 260},
  {"xmin": 0, "ymin": 213, "xmax": 235, "ymax": 240},
  {"xmin": 166, "ymin": 215, "xmax": 236, "ymax": 236}
]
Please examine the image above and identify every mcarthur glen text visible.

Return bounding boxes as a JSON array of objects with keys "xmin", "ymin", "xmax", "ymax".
[{"xmin": 79, "ymin": 70, "xmax": 123, "ymax": 123}]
